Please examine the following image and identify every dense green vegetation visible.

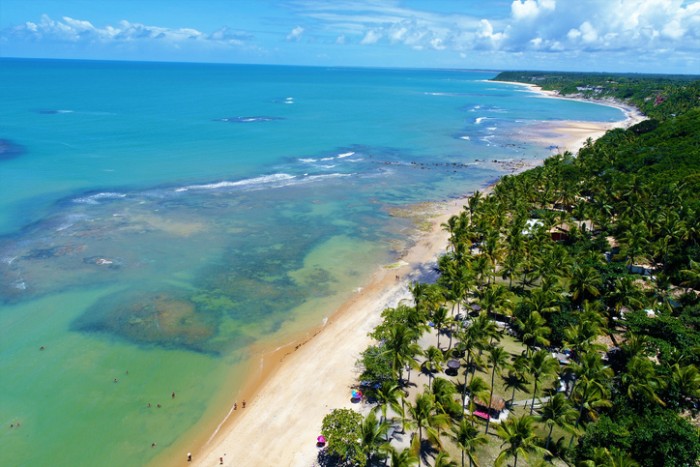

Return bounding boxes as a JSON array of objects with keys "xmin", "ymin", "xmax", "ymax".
[{"xmin": 320, "ymin": 74, "xmax": 700, "ymax": 466}]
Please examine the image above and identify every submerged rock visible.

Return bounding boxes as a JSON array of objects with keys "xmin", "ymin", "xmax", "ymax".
[{"xmin": 72, "ymin": 289, "xmax": 223, "ymax": 354}]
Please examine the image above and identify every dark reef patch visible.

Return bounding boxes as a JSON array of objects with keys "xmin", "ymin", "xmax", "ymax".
[
  {"xmin": 72, "ymin": 288, "xmax": 226, "ymax": 354},
  {"xmin": 0, "ymin": 139, "xmax": 26, "ymax": 161}
]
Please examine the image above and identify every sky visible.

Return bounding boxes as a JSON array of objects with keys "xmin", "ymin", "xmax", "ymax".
[{"xmin": 1, "ymin": 0, "xmax": 699, "ymax": 73}]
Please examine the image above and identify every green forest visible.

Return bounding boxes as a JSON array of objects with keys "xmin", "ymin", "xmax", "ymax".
[{"xmin": 319, "ymin": 73, "xmax": 700, "ymax": 466}]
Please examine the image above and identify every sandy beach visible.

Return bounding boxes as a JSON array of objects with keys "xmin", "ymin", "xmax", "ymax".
[
  {"xmin": 182, "ymin": 86, "xmax": 644, "ymax": 467},
  {"xmin": 507, "ymin": 81, "xmax": 647, "ymax": 154}
]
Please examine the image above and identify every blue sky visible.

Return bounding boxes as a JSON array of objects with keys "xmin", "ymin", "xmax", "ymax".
[{"xmin": 1, "ymin": 0, "xmax": 699, "ymax": 73}]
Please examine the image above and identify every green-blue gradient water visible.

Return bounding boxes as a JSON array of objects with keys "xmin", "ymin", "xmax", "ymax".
[{"xmin": 0, "ymin": 59, "xmax": 624, "ymax": 466}]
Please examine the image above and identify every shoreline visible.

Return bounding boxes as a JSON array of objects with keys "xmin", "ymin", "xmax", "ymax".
[
  {"xmin": 496, "ymin": 80, "xmax": 647, "ymax": 153},
  {"xmin": 178, "ymin": 85, "xmax": 643, "ymax": 467}
]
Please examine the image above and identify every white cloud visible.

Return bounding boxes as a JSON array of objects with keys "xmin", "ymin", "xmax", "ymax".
[
  {"xmin": 3, "ymin": 14, "xmax": 251, "ymax": 49},
  {"xmin": 512, "ymin": 0, "xmax": 550, "ymax": 21},
  {"xmin": 360, "ymin": 29, "xmax": 381, "ymax": 45},
  {"xmin": 3, "ymin": 1, "xmax": 699, "ymax": 71},
  {"xmin": 287, "ymin": 26, "xmax": 305, "ymax": 41}
]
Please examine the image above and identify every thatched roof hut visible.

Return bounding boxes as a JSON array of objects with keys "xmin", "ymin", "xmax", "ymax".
[{"xmin": 474, "ymin": 395, "xmax": 506, "ymax": 412}]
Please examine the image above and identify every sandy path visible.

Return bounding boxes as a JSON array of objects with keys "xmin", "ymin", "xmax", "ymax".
[{"xmin": 188, "ymin": 85, "xmax": 644, "ymax": 467}]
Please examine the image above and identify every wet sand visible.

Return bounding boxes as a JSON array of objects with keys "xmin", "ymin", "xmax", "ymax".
[{"xmin": 177, "ymin": 86, "xmax": 644, "ymax": 467}]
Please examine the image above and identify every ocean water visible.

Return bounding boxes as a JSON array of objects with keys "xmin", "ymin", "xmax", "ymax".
[{"xmin": 0, "ymin": 59, "xmax": 624, "ymax": 466}]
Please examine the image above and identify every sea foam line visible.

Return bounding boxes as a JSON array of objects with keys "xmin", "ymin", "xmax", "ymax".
[
  {"xmin": 72, "ymin": 192, "xmax": 127, "ymax": 205},
  {"xmin": 175, "ymin": 173, "xmax": 296, "ymax": 192}
]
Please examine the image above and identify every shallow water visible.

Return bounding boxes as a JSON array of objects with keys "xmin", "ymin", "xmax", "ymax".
[{"xmin": 0, "ymin": 59, "xmax": 624, "ymax": 466}]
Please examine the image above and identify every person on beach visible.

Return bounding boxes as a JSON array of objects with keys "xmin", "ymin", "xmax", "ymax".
[
  {"xmin": 234, "ymin": 402, "xmax": 237, "ymax": 410},
  {"xmin": 219, "ymin": 456, "xmax": 224, "ymax": 464},
  {"xmin": 187, "ymin": 452, "xmax": 192, "ymax": 462},
  {"xmin": 242, "ymin": 400, "xmax": 246, "ymax": 408}
]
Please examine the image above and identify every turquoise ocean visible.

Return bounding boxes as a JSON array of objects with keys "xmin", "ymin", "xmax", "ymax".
[{"xmin": 0, "ymin": 59, "xmax": 624, "ymax": 466}]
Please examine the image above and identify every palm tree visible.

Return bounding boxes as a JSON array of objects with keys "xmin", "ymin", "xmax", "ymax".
[
  {"xmin": 477, "ymin": 283, "xmax": 511, "ymax": 319},
  {"xmin": 620, "ymin": 356, "xmax": 666, "ymax": 406},
  {"xmin": 449, "ymin": 418, "xmax": 488, "ymax": 467},
  {"xmin": 566, "ymin": 351, "xmax": 614, "ymax": 436},
  {"xmin": 434, "ymin": 451, "xmax": 459, "ymax": 467},
  {"xmin": 527, "ymin": 349, "xmax": 559, "ymax": 415},
  {"xmin": 455, "ymin": 321, "xmax": 488, "ymax": 408},
  {"xmin": 466, "ymin": 190, "xmax": 483, "ymax": 222},
  {"xmin": 619, "ymin": 222, "xmax": 650, "ymax": 267},
  {"xmin": 359, "ymin": 411, "xmax": 391, "ymax": 465},
  {"xmin": 432, "ymin": 377, "xmax": 461, "ymax": 419},
  {"xmin": 407, "ymin": 391, "xmax": 450, "ymax": 460},
  {"xmin": 503, "ymin": 354, "xmax": 530, "ymax": 405},
  {"xmin": 388, "ymin": 446, "xmax": 419, "ymax": 467},
  {"xmin": 679, "ymin": 259, "xmax": 700, "ymax": 291},
  {"xmin": 430, "ymin": 306, "xmax": 451, "ymax": 350},
  {"xmin": 570, "ymin": 377, "xmax": 612, "ymax": 447},
  {"xmin": 495, "ymin": 415, "xmax": 550, "ymax": 467},
  {"xmin": 383, "ymin": 325, "xmax": 421, "ymax": 385},
  {"xmin": 569, "ymin": 264, "xmax": 602, "ymax": 308},
  {"xmin": 603, "ymin": 275, "xmax": 645, "ymax": 335},
  {"xmin": 579, "ymin": 446, "xmax": 640, "ymax": 467},
  {"xmin": 485, "ymin": 345, "xmax": 510, "ymax": 434},
  {"xmin": 537, "ymin": 393, "xmax": 578, "ymax": 450},
  {"xmin": 563, "ymin": 305, "xmax": 606, "ymax": 357},
  {"xmin": 422, "ymin": 345, "xmax": 445, "ymax": 385},
  {"xmin": 514, "ymin": 310, "xmax": 550, "ymax": 355},
  {"xmin": 670, "ymin": 363, "xmax": 700, "ymax": 402},
  {"xmin": 374, "ymin": 380, "xmax": 404, "ymax": 427}
]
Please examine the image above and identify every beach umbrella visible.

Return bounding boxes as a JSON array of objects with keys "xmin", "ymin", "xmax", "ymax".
[
  {"xmin": 447, "ymin": 359, "xmax": 461, "ymax": 370},
  {"xmin": 317, "ymin": 435, "xmax": 326, "ymax": 445},
  {"xmin": 351, "ymin": 389, "xmax": 363, "ymax": 399}
]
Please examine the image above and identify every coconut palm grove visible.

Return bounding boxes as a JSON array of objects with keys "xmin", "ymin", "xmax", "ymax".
[{"xmin": 320, "ymin": 73, "xmax": 700, "ymax": 466}]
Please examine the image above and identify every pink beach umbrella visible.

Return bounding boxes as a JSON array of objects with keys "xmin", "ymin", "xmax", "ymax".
[{"xmin": 317, "ymin": 435, "xmax": 326, "ymax": 446}]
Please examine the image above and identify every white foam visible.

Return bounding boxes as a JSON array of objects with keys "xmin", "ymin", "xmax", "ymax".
[
  {"xmin": 336, "ymin": 151, "xmax": 355, "ymax": 159},
  {"xmin": 1, "ymin": 256, "xmax": 18, "ymax": 265},
  {"xmin": 299, "ymin": 158, "xmax": 317, "ymax": 163},
  {"xmin": 55, "ymin": 222, "xmax": 74, "ymax": 232},
  {"xmin": 303, "ymin": 173, "xmax": 352, "ymax": 181},
  {"xmin": 73, "ymin": 192, "xmax": 126, "ymax": 205},
  {"xmin": 175, "ymin": 173, "xmax": 296, "ymax": 192},
  {"xmin": 474, "ymin": 117, "xmax": 490, "ymax": 124},
  {"xmin": 459, "ymin": 135, "xmax": 471, "ymax": 140}
]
